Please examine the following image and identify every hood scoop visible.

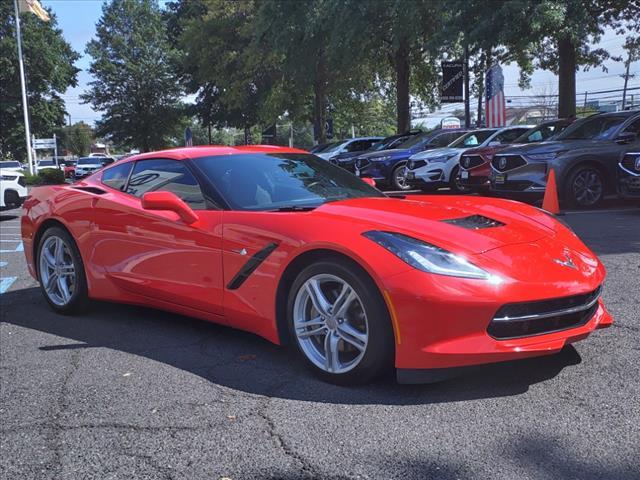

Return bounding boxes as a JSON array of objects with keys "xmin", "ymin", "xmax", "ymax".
[{"xmin": 441, "ymin": 214, "xmax": 505, "ymax": 230}]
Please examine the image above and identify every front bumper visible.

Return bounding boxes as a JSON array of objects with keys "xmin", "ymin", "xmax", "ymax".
[
  {"xmin": 381, "ymin": 242, "xmax": 611, "ymax": 378},
  {"xmin": 489, "ymin": 156, "xmax": 548, "ymax": 194},
  {"xmin": 617, "ymin": 164, "xmax": 640, "ymax": 198}
]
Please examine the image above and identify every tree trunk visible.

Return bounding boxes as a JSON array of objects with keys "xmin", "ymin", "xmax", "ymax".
[
  {"xmin": 395, "ymin": 38, "xmax": 410, "ymax": 134},
  {"xmin": 313, "ymin": 54, "xmax": 327, "ymax": 144},
  {"xmin": 476, "ymin": 51, "xmax": 489, "ymax": 127},
  {"xmin": 557, "ymin": 36, "xmax": 577, "ymax": 118}
]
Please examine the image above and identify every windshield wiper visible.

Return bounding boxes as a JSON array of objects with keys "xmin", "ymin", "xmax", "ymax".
[{"xmin": 266, "ymin": 205, "xmax": 319, "ymax": 212}]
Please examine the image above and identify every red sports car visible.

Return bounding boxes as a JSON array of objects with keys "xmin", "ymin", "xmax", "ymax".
[{"xmin": 21, "ymin": 146, "xmax": 612, "ymax": 385}]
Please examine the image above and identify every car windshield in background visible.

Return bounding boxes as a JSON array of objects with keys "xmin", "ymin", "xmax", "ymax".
[
  {"xmin": 38, "ymin": 160, "xmax": 55, "ymax": 166},
  {"xmin": 320, "ymin": 141, "xmax": 346, "ymax": 154},
  {"xmin": 449, "ymin": 130, "xmax": 496, "ymax": 148},
  {"xmin": 77, "ymin": 158, "xmax": 99, "ymax": 165},
  {"xmin": 557, "ymin": 115, "xmax": 628, "ymax": 140},
  {"xmin": 514, "ymin": 123, "xmax": 568, "ymax": 143},
  {"xmin": 194, "ymin": 153, "xmax": 385, "ymax": 211},
  {"xmin": 396, "ymin": 133, "xmax": 430, "ymax": 149},
  {"xmin": 0, "ymin": 161, "xmax": 21, "ymax": 168},
  {"xmin": 64, "ymin": 160, "xmax": 77, "ymax": 166}
]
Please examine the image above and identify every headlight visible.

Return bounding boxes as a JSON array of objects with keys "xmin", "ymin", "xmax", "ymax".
[
  {"xmin": 1, "ymin": 175, "xmax": 18, "ymax": 181},
  {"xmin": 370, "ymin": 155, "xmax": 392, "ymax": 162},
  {"xmin": 428, "ymin": 153, "xmax": 456, "ymax": 163},
  {"xmin": 363, "ymin": 231, "xmax": 495, "ymax": 280},
  {"xmin": 527, "ymin": 151, "xmax": 565, "ymax": 161}
]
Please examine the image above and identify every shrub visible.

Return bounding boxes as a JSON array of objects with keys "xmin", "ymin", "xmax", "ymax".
[{"xmin": 23, "ymin": 169, "xmax": 66, "ymax": 186}]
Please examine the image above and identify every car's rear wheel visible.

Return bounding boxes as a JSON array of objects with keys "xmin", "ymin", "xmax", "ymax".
[
  {"xmin": 287, "ymin": 259, "xmax": 393, "ymax": 385},
  {"xmin": 391, "ymin": 164, "xmax": 412, "ymax": 191},
  {"xmin": 565, "ymin": 166, "xmax": 604, "ymax": 208},
  {"xmin": 37, "ymin": 227, "xmax": 88, "ymax": 314}
]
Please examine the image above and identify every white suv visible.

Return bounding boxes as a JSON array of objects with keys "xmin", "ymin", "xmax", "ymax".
[
  {"xmin": 0, "ymin": 169, "xmax": 28, "ymax": 209},
  {"xmin": 405, "ymin": 126, "xmax": 532, "ymax": 193}
]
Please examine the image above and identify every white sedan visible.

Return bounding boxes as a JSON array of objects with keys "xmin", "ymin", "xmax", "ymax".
[
  {"xmin": 405, "ymin": 126, "xmax": 532, "ymax": 193},
  {"xmin": 0, "ymin": 169, "xmax": 28, "ymax": 209}
]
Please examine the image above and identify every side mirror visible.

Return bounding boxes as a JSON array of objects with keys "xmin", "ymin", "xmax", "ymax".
[
  {"xmin": 361, "ymin": 177, "xmax": 377, "ymax": 188},
  {"xmin": 141, "ymin": 191, "xmax": 199, "ymax": 224},
  {"xmin": 615, "ymin": 132, "xmax": 637, "ymax": 145}
]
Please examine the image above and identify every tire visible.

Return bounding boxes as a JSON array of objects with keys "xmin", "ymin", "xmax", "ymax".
[
  {"xmin": 564, "ymin": 166, "xmax": 604, "ymax": 209},
  {"xmin": 449, "ymin": 165, "xmax": 470, "ymax": 194},
  {"xmin": 287, "ymin": 259, "xmax": 394, "ymax": 385},
  {"xmin": 391, "ymin": 164, "xmax": 412, "ymax": 191},
  {"xmin": 36, "ymin": 226, "xmax": 88, "ymax": 314}
]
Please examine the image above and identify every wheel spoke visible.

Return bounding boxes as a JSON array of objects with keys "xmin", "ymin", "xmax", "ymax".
[
  {"xmin": 54, "ymin": 238, "xmax": 64, "ymax": 265},
  {"xmin": 43, "ymin": 249, "xmax": 56, "ymax": 269},
  {"xmin": 60, "ymin": 264, "xmax": 75, "ymax": 277},
  {"xmin": 45, "ymin": 272, "xmax": 58, "ymax": 292},
  {"xmin": 332, "ymin": 283, "xmax": 356, "ymax": 319},
  {"xmin": 57, "ymin": 276, "xmax": 71, "ymax": 302},
  {"xmin": 336, "ymin": 323, "xmax": 367, "ymax": 351},
  {"xmin": 294, "ymin": 315, "xmax": 324, "ymax": 329},
  {"xmin": 297, "ymin": 326, "xmax": 327, "ymax": 338},
  {"xmin": 306, "ymin": 279, "xmax": 332, "ymax": 317},
  {"xmin": 324, "ymin": 331, "xmax": 340, "ymax": 373}
]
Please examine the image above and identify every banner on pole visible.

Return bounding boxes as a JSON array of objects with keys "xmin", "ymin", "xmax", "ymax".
[
  {"xmin": 441, "ymin": 61, "xmax": 464, "ymax": 103},
  {"xmin": 485, "ymin": 64, "xmax": 506, "ymax": 127},
  {"xmin": 18, "ymin": 0, "xmax": 50, "ymax": 21}
]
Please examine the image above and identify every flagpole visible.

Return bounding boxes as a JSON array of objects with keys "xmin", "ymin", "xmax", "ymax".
[{"xmin": 14, "ymin": 0, "xmax": 34, "ymax": 174}]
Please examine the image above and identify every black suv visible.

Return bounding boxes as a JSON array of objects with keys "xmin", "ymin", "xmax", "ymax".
[{"xmin": 489, "ymin": 110, "xmax": 640, "ymax": 208}]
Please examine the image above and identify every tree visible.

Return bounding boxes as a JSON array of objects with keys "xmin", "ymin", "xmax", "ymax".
[
  {"xmin": 83, "ymin": 0, "xmax": 185, "ymax": 152},
  {"xmin": 0, "ymin": 2, "xmax": 78, "ymax": 161},
  {"xmin": 58, "ymin": 121, "xmax": 93, "ymax": 156}
]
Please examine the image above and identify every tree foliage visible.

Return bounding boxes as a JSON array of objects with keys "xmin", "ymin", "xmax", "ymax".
[
  {"xmin": 58, "ymin": 121, "xmax": 93, "ymax": 156},
  {"xmin": 83, "ymin": 0, "xmax": 185, "ymax": 152},
  {"xmin": 0, "ymin": 2, "xmax": 79, "ymax": 161}
]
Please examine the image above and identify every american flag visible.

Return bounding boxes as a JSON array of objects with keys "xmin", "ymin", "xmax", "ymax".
[{"xmin": 485, "ymin": 64, "xmax": 505, "ymax": 127}]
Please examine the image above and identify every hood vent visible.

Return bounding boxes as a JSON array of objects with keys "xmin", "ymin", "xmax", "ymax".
[{"xmin": 441, "ymin": 215, "xmax": 505, "ymax": 230}]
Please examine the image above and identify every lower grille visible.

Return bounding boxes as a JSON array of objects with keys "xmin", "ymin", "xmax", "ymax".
[
  {"xmin": 492, "ymin": 180, "xmax": 533, "ymax": 191},
  {"xmin": 488, "ymin": 287, "xmax": 602, "ymax": 339},
  {"xmin": 492, "ymin": 155, "xmax": 526, "ymax": 172},
  {"xmin": 460, "ymin": 155, "xmax": 485, "ymax": 170}
]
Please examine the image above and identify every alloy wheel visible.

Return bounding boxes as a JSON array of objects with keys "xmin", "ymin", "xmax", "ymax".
[
  {"xmin": 393, "ymin": 166, "xmax": 411, "ymax": 190},
  {"xmin": 39, "ymin": 236, "xmax": 76, "ymax": 306},
  {"xmin": 293, "ymin": 274, "xmax": 369, "ymax": 374},
  {"xmin": 572, "ymin": 169, "xmax": 603, "ymax": 207}
]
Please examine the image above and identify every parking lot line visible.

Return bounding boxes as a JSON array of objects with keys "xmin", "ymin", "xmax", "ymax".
[{"xmin": 0, "ymin": 242, "xmax": 23, "ymax": 253}]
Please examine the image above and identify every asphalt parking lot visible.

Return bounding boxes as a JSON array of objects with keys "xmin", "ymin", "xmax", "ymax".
[{"xmin": 1, "ymin": 201, "xmax": 639, "ymax": 480}]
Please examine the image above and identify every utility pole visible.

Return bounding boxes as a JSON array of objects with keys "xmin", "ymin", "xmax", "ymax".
[
  {"xmin": 463, "ymin": 43, "xmax": 471, "ymax": 128},
  {"xmin": 13, "ymin": 0, "xmax": 34, "ymax": 174},
  {"xmin": 621, "ymin": 48, "xmax": 637, "ymax": 110}
]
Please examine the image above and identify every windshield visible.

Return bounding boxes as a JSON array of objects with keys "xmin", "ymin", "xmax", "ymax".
[
  {"xmin": 77, "ymin": 158, "xmax": 99, "ymax": 165},
  {"xmin": 449, "ymin": 129, "xmax": 497, "ymax": 148},
  {"xmin": 38, "ymin": 160, "xmax": 55, "ymax": 166},
  {"xmin": 514, "ymin": 122, "xmax": 569, "ymax": 143},
  {"xmin": 63, "ymin": 160, "xmax": 77, "ymax": 166},
  {"xmin": 321, "ymin": 141, "xmax": 347, "ymax": 154},
  {"xmin": 557, "ymin": 115, "xmax": 628, "ymax": 140},
  {"xmin": 193, "ymin": 153, "xmax": 385, "ymax": 211},
  {"xmin": 397, "ymin": 132, "xmax": 430, "ymax": 149},
  {"xmin": 0, "ymin": 161, "xmax": 21, "ymax": 168}
]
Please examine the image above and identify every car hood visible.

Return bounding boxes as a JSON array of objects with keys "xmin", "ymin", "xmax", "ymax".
[
  {"xmin": 410, "ymin": 147, "xmax": 463, "ymax": 160},
  {"xmin": 0, "ymin": 168, "xmax": 23, "ymax": 176},
  {"xmin": 314, "ymin": 196, "xmax": 556, "ymax": 255},
  {"xmin": 501, "ymin": 139, "xmax": 604, "ymax": 156}
]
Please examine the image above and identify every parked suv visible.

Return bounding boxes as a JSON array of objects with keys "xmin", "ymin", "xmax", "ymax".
[
  {"xmin": 75, "ymin": 156, "xmax": 115, "ymax": 179},
  {"xmin": 0, "ymin": 169, "xmax": 28, "ymax": 209},
  {"xmin": 459, "ymin": 119, "xmax": 573, "ymax": 193},
  {"xmin": 489, "ymin": 111, "xmax": 640, "ymax": 208},
  {"xmin": 355, "ymin": 128, "xmax": 469, "ymax": 190},
  {"xmin": 618, "ymin": 151, "xmax": 640, "ymax": 199},
  {"xmin": 331, "ymin": 131, "xmax": 420, "ymax": 173},
  {"xmin": 405, "ymin": 126, "xmax": 532, "ymax": 193},
  {"xmin": 315, "ymin": 137, "xmax": 383, "ymax": 161}
]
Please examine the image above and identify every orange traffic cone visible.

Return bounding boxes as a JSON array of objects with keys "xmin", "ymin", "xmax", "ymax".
[{"xmin": 542, "ymin": 168, "xmax": 561, "ymax": 215}]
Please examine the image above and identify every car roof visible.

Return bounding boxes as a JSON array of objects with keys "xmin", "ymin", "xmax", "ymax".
[{"xmin": 125, "ymin": 145, "xmax": 309, "ymax": 163}]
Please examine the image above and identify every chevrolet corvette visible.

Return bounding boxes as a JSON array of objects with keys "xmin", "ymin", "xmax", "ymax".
[{"xmin": 21, "ymin": 146, "xmax": 613, "ymax": 384}]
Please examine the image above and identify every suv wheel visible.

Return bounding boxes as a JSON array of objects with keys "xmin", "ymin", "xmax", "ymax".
[
  {"xmin": 565, "ymin": 166, "xmax": 604, "ymax": 208},
  {"xmin": 391, "ymin": 164, "xmax": 411, "ymax": 191}
]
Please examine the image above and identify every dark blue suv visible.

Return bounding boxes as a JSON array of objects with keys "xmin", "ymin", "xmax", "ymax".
[{"xmin": 354, "ymin": 128, "xmax": 469, "ymax": 190}]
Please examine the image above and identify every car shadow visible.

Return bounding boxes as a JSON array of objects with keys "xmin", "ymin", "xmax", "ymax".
[
  {"xmin": 0, "ymin": 213, "xmax": 19, "ymax": 222},
  {"xmin": 1, "ymin": 287, "xmax": 583, "ymax": 406}
]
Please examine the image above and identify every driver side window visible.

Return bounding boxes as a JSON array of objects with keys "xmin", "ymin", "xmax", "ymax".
[
  {"xmin": 126, "ymin": 159, "xmax": 206, "ymax": 210},
  {"xmin": 623, "ymin": 119, "xmax": 640, "ymax": 135}
]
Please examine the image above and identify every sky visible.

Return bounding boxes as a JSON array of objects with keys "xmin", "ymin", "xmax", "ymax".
[{"xmin": 42, "ymin": 0, "xmax": 640, "ymax": 127}]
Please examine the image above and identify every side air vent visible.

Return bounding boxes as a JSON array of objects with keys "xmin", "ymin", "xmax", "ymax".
[
  {"xmin": 72, "ymin": 186, "xmax": 107, "ymax": 195},
  {"xmin": 441, "ymin": 215, "xmax": 505, "ymax": 230}
]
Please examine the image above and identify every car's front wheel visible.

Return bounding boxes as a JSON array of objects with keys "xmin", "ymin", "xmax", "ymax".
[
  {"xmin": 391, "ymin": 164, "xmax": 412, "ymax": 191},
  {"xmin": 565, "ymin": 166, "xmax": 604, "ymax": 208},
  {"xmin": 449, "ymin": 165, "xmax": 470, "ymax": 194},
  {"xmin": 287, "ymin": 259, "xmax": 393, "ymax": 385},
  {"xmin": 37, "ymin": 227, "xmax": 88, "ymax": 314}
]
